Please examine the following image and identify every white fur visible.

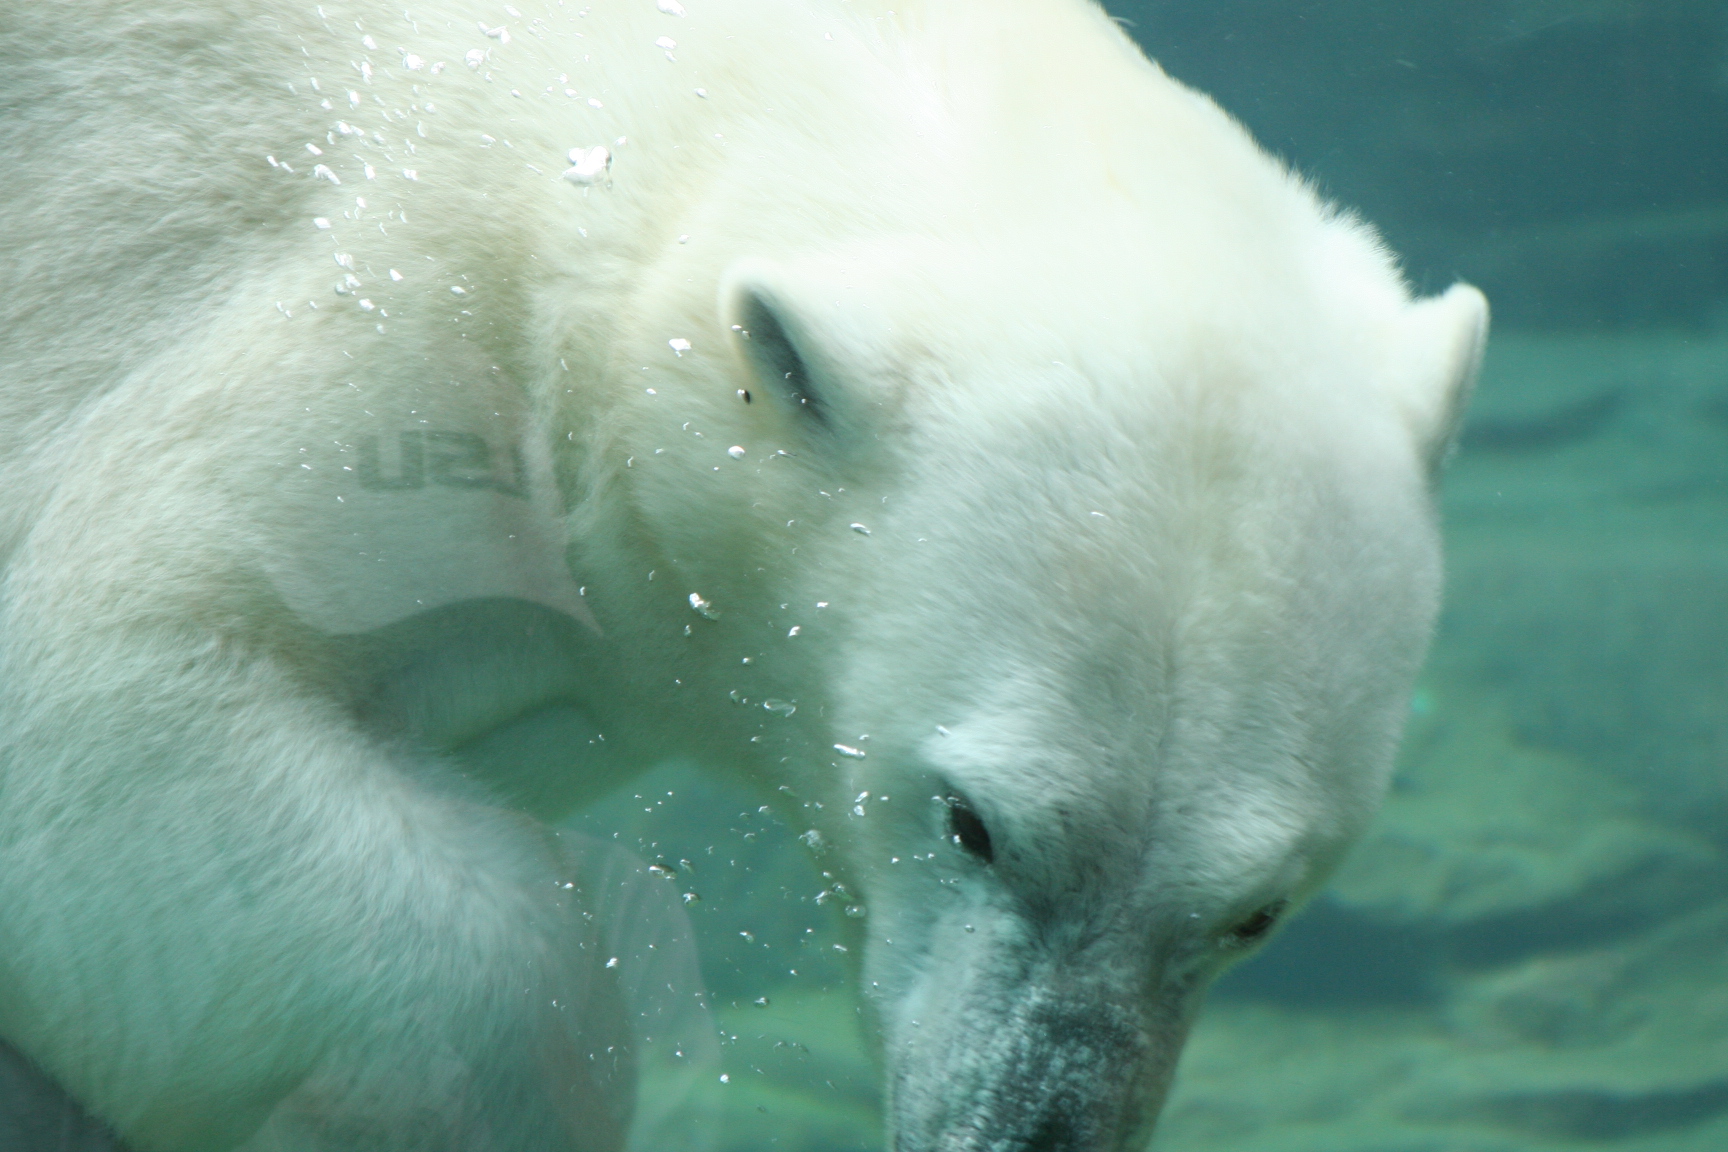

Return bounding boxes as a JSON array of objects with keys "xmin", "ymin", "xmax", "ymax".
[{"xmin": 0, "ymin": 0, "xmax": 1485, "ymax": 1149}]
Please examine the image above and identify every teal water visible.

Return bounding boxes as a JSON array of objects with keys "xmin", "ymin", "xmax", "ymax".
[{"xmin": 559, "ymin": 7, "xmax": 1728, "ymax": 1151}]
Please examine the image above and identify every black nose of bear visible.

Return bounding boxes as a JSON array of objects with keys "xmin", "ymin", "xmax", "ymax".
[
  {"xmin": 1020, "ymin": 1113, "xmax": 1079, "ymax": 1152},
  {"xmin": 895, "ymin": 1116, "xmax": 1082, "ymax": 1152}
]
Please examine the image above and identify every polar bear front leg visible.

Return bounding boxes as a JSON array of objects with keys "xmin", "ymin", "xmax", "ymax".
[
  {"xmin": 233, "ymin": 822, "xmax": 636, "ymax": 1152},
  {"xmin": 0, "ymin": 527, "xmax": 632, "ymax": 1152}
]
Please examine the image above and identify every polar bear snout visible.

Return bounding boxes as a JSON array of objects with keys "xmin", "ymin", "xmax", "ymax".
[{"xmin": 890, "ymin": 976, "xmax": 1181, "ymax": 1152}]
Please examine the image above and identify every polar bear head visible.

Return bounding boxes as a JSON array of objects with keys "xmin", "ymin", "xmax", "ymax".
[
  {"xmin": 555, "ymin": 20, "xmax": 1487, "ymax": 1151},
  {"xmin": 569, "ymin": 231, "xmax": 1483, "ymax": 1150}
]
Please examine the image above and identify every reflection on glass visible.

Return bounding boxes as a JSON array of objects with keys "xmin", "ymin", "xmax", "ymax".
[{"xmin": 2, "ymin": 2, "xmax": 1723, "ymax": 1152}]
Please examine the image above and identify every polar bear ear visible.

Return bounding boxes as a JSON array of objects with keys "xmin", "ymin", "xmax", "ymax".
[
  {"xmin": 720, "ymin": 260, "xmax": 839, "ymax": 431},
  {"xmin": 1395, "ymin": 282, "xmax": 1489, "ymax": 473}
]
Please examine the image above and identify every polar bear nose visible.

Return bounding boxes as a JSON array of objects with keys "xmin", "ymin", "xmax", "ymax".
[
  {"xmin": 1020, "ymin": 1112, "xmax": 1079, "ymax": 1152},
  {"xmin": 893, "ymin": 1118, "xmax": 1082, "ymax": 1152}
]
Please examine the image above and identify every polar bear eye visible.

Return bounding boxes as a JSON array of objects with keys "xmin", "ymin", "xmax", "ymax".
[
  {"xmin": 1225, "ymin": 901, "xmax": 1287, "ymax": 946},
  {"xmin": 945, "ymin": 797, "xmax": 993, "ymax": 864}
]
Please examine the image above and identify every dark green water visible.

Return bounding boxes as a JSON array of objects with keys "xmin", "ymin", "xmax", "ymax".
[{"xmin": 564, "ymin": 6, "xmax": 1728, "ymax": 1150}]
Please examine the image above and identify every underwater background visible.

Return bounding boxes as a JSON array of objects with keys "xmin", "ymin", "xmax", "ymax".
[{"xmin": 560, "ymin": 4, "xmax": 1728, "ymax": 1151}]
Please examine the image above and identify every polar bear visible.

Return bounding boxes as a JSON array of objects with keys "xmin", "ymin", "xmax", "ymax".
[{"xmin": 0, "ymin": 0, "xmax": 1486, "ymax": 1149}]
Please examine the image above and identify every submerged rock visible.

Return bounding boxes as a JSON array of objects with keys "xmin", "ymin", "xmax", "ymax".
[
  {"xmin": 1439, "ymin": 332, "xmax": 1728, "ymax": 834},
  {"xmin": 1329, "ymin": 680, "xmax": 1723, "ymax": 943}
]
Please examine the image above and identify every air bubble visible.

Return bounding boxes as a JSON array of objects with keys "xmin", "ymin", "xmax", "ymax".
[{"xmin": 563, "ymin": 145, "xmax": 611, "ymax": 184}]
